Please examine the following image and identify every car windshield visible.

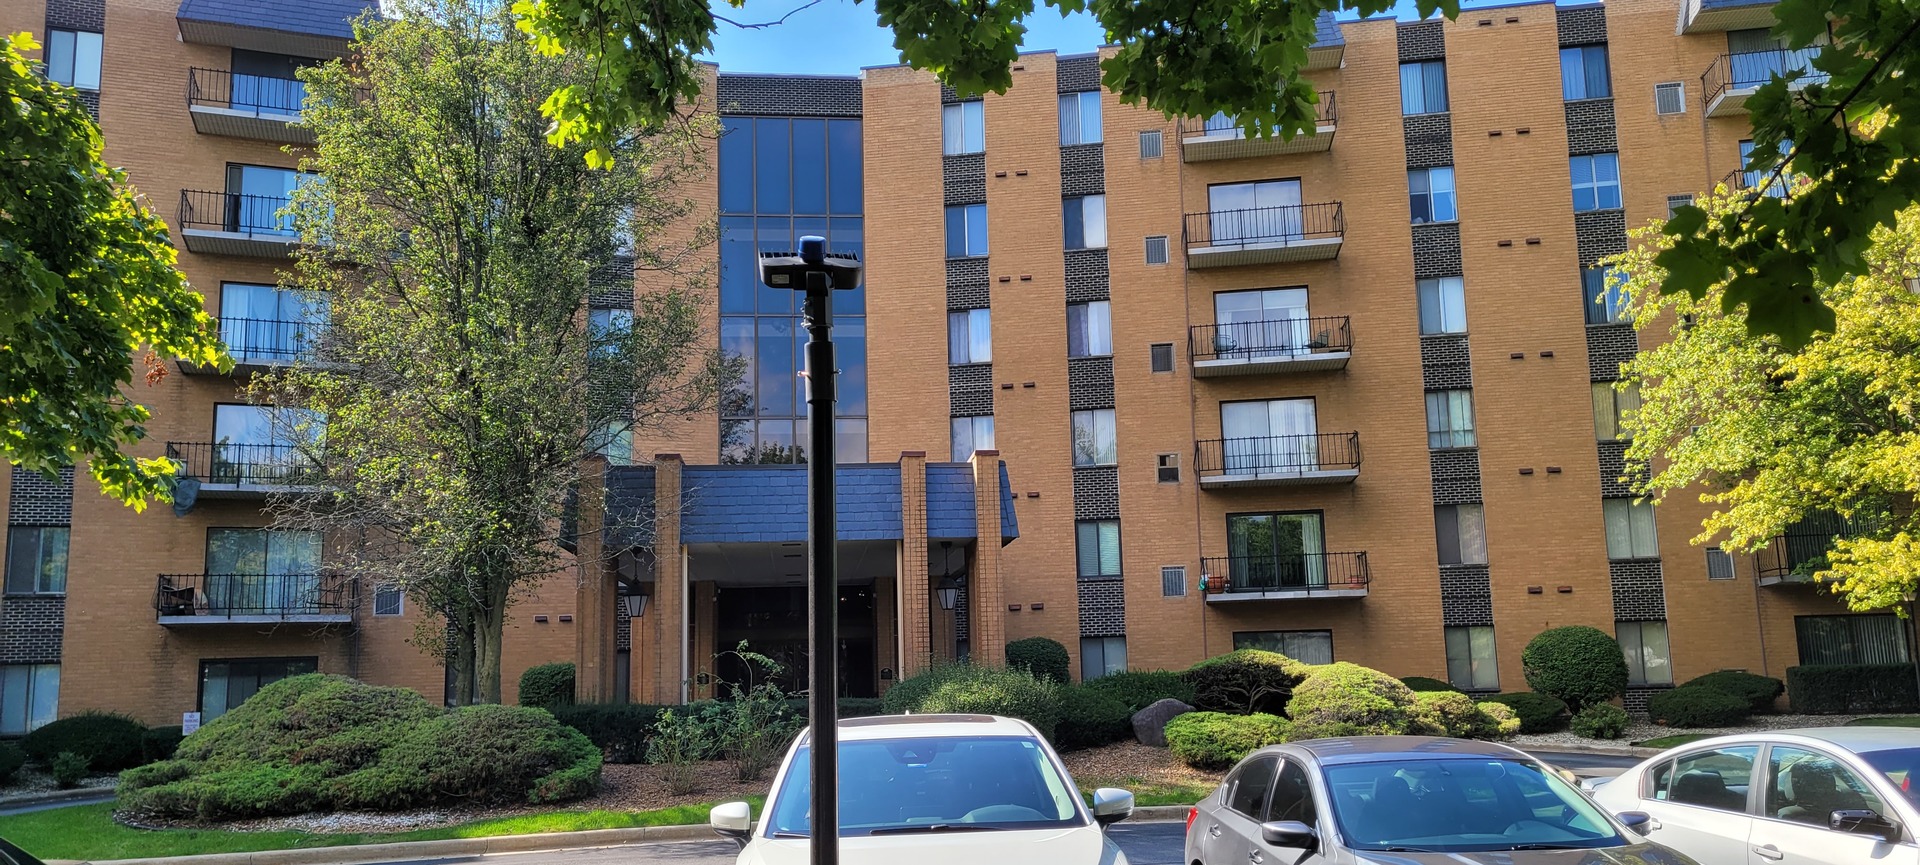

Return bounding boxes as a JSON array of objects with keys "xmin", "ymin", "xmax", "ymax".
[
  {"xmin": 1324, "ymin": 757, "xmax": 1625, "ymax": 853},
  {"xmin": 1862, "ymin": 747, "xmax": 1920, "ymax": 806},
  {"xmin": 765, "ymin": 735, "xmax": 1086, "ymax": 837}
]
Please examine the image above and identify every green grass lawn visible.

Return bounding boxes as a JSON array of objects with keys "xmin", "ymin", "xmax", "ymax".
[
  {"xmin": 0, "ymin": 798, "xmax": 763, "ymax": 861},
  {"xmin": 1078, "ymin": 778, "xmax": 1214, "ymax": 808},
  {"xmin": 1633, "ymin": 733, "xmax": 1714, "ymax": 749},
  {"xmin": 1846, "ymin": 715, "xmax": 1920, "ymax": 728}
]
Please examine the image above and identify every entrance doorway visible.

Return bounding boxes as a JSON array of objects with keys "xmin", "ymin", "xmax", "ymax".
[{"xmin": 712, "ymin": 585, "xmax": 878, "ymax": 698}]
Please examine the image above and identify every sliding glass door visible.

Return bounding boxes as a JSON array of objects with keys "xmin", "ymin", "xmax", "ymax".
[{"xmin": 1227, "ymin": 512, "xmax": 1326, "ymax": 590}]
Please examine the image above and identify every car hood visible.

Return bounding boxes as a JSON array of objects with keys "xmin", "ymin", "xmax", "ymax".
[
  {"xmin": 1354, "ymin": 841, "xmax": 1697, "ymax": 865},
  {"xmin": 741, "ymin": 825, "xmax": 1124, "ymax": 865}
]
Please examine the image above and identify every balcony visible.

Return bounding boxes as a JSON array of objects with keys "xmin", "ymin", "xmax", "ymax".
[
  {"xmin": 1755, "ymin": 514, "xmax": 1879, "ymax": 587},
  {"xmin": 1195, "ymin": 432, "xmax": 1361, "ymax": 488},
  {"xmin": 1191, "ymin": 316, "xmax": 1351, "ymax": 377},
  {"xmin": 179, "ymin": 317, "xmax": 331, "ymax": 376},
  {"xmin": 1721, "ymin": 167, "xmax": 1793, "ymax": 200},
  {"xmin": 1200, "ymin": 552, "xmax": 1370, "ymax": 602},
  {"xmin": 176, "ymin": 0, "xmax": 369, "ymax": 58},
  {"xmin": 1679, "ymin": 0, "xmax": 1780, "ymax": 34},
  {"xmin": 1179, "ymin": 94, "xmax": 1336, "ymax": 162},
  {"xmin": 1183, "ymin": 203, "xmax": 1343, "ymax": 269},
  {"xmin": 1702, "ymin": 48, "xmax": 1826, "ymax": 117},
  {"xmin": 188, "ymin": 68, "xmax": 313, "ymax": 144},
  {"xmin": 155, "ymin": 572, "xmax": 356, "ymax": 625},
  {"xmin": 167, "ymin": 442, "xmax": 324, "ymax": 499},
  {"xmin": 178, "ymin": 190, "xmax": 299, "ymax": 258}
]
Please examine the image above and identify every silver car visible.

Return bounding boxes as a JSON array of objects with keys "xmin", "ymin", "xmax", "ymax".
[{"xmin": 1184, "ymin": 735, "xmax": 1699, "ymax": 864}]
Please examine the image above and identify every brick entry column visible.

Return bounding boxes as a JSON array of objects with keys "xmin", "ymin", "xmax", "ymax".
[
  {"xmin": 635, "ymin": 454, "xmax": 686, "ymax": 704},
  {"xmin": 897, "ymin": 452, "xmax": 931, "ymax": 676},
  {"xmin": 573, "ymin": 455, "xmax": 616, "ymax": 702},
  {"xmin": 968, "ymin": 451, "xmax": 1006, "ymax": 661}
]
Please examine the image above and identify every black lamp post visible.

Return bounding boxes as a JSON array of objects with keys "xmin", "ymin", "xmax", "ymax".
[{"xmin": 758, "ymin": 236, "xmax": 861, "ymax": 865}]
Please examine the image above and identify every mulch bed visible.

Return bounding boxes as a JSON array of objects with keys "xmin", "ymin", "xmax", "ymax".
[{"xmin": 1064, "ymin": 741, "xmax": 1221, "ymax": 790}]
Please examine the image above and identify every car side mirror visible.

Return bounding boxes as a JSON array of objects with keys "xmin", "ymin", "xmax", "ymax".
[
  {"xmin": 1260, "ymin": 820, "xmax": 1318, "ymax": 849},
  {"xmin": 1831, "ymin": 809, "xmax": 1902, "ymax": 843},
  {"xmin": 1615, "ymin": 811, "xmax": 1655, "ymax": 834},
  {"xmin": 710, "ymin": 801, "xmax": 753, "ymax": 848},
  {"xmin": 1091, "ymin": 787, "xmax": 1134, "ymax": 826}
]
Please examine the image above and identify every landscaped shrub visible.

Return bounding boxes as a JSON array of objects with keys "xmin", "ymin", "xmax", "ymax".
[
  {"xmin": 549, "ymin": 703, "xmax": 675, "ymax": 764},
  {"xmin": 1400, "ymin": 676, "xmax": 1460, "ymax": 693},
  {"xmin": 709, "ymin": 649, "xmax": 803, "ymax": 782},
  {"xmin": 1475, "ymin": 702, "xmax": 1522, "ymax": 739},
  {"xmin": 1409, "ymin": 690, "xmax": 1509, "ymax": 740},
  {"xmin": 1005, "ymin": 637, "xmax": 1072, "ymax": 684},
  {"xmin": 1182, "ymin": 649, "xmax": 1313, "ymax": 715},
  {"xmin": 1647, "ymin": 685, "xmax": 1750, "ymax": 728},
  {"xmin": 1083, "ymin": 670, "xmax": 1196, "ymax": 712},
  {"xmin": 117, "ymin": 674, "xmax": 600, "ymax": 821},
  {"xmin": 646, "ymin": 708, "xmax": 711, "ymax": 795},
  {"xmin": 143, "ymin": 726, "xmax": 186, "ymax": 764},
  {"xmin": 1785, "ymin": 664, "xmax": 1920, "ymax": 714},
  {"xmin": 1570, "ymin": 703, "xmax": 1630, "ymax": 740},
  {"xmin": 1684, "ymin": 671, "xmax": 1785, "ymax": 713},
  {"xmin": 1164, "ymin": 712, "xmax": 1290, "ymax": 769},
  {"xmin": 0, "ymin": 742, "xmax": 25, "ymax": 784},
  {"xmin": 1054, "ymin": 686, "xmax": 1134, "ymax": 752},
  {"xmin": 50, "ymin": 752, "xmax": 88, "ymax": 788},
  {"xmin": 1286, "ymin": 663, "xmax": 1417, "ymax": 739},
  {"xmin": 22, "ymin": 712, "xmax": 147, "ymax": 771},
  {"xmin": 915, "ymin": 665, "xmax": 1063, "ymax": 739},
  {"xmin": 517, "ymin": 662, "xmax": 576, "ymax": 709},
  {"xmin": 1522, "ymin": 626, "xmax": 1630, "ymax": 712},
  {"xmin": 1481, "ymin": 692, "xmax": 1568, "ymax": 733},
  {"xmin": 881, "ymin": 663, "xmax": 973, "ymax": 716}
]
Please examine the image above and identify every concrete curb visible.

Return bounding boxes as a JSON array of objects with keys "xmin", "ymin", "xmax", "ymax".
[
  {"xmin": 1524, "ymin": 742, "xmax": 1665, "ymax": 760},
  {"xmin": 0, "ymin": 787, "xmax": 116, "ymax": 811}
]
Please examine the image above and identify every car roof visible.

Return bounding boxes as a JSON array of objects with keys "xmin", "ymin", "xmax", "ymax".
[
  {"xmin": 1666, "ymin": 726, "xmax": 1920, "ymax": 755},
  {"xmin": 796, "ymin": 713, "xmax": 1041, "ymax": 744},
  {"xmin": 1282, "ymin": 735, "xmax": 1529, "ymax": 765}
]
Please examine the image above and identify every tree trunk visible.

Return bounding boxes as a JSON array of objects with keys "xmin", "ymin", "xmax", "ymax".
[
  {"xmin": 447, "ymin": 607, "xmax": 477, "ymax": 707},
  {"xmin": 475, "ymin": 594, "xmax": 506, "ymax": 704}
]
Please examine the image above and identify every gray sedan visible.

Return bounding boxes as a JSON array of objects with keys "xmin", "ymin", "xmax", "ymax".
[{"xmin": 1183, "ymin": 735, "xmax": 1700, "ymax": 865}]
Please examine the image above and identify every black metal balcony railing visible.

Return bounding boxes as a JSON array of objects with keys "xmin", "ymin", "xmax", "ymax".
[
  {"xmin": 1722, "ymin": 167, "xmax": 1793, "ymax": 199},
  {"xmin": 167, "ymin": 442, "xmax": 321, "ymax": 486},
  {"xmin": 1191, "ymin": 316, "xmax": 1351, "ymax": 363},
  {"xmin": 1755, "ymin": 513, "xmax": 1885, "ymax": 581},
  {"xmin": 155, "ymin": 573, "xmax": 356, "ymax": 619},
  {"xmin": 220, "ymin": 317, "xmax": 328, "ymax": 363},
  {"xmin": 187, "ymin": 67, "xmax": 307, "ymax": 117},
  {"xmin": 1182, "ymin": 92, "xmax": 1338, "ymax": 136},
  {"xmin": 1183, "ymin": 202, "xmax": 1344, "ymax": 252},
  {"xmin": 178, "ymin": 190, "xmax": 298, "ymax": 238},
  {"xmin": 1195, "ymin": 432, "xmax": 1361, "ymax": 477},
  {"xmin": 1702, "ymin": 47, "xmax": 1827, "ymax": 105},
  {"xmin": 1202, "ymin": 552, "xmax": 1370, "ymax": 594}
]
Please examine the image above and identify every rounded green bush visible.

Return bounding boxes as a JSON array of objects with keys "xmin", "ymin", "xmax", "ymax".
[
  {"xmin": 1182, "ymin": 649, "xmax": 1313, "ymax": 715},
  {"xmin": 1522, "ymin": 626, "xmax": 1630, "ymax": 712},
  {"xmin": 1005, "ymin": 637, "xmax": 1072, "ymax": 684},
  {"xmin": 1570, "ymin": 703, "xmax": 1630, "ymax": 740},
  {"xmin": 1647, "ymin": 685, "xmax": 1750, "ymax": 729},
  {"xmin": 1480, "ymin": 692, "xmax": 1569, "ymax": 733},
  {"xmin": 1400, "ymin": 676, "xmax": 1460, "ymax": 693},
  {"xmin": 1684, "ymin": 670, "xmax": 1784, "ymax": 713},
  {"xmin": 881, "ymin": 663, "xmax": 972, "ymax": 716},
  {"xmin": 517, "ymin": 662, "xmax": 577, "ymax": 709},
  {"xmin": 331, "ymin": 704, "xmax": 602, "ymax": 808},
  {"xmin": 0, "ymin": 742, "xmax": 25, "ymax": 784},
  {"xmin": 1083, "ymin": 670, "xmax": 1196, "ymax": 712},
  {"xmin": 1408, "ymin": 690, "xmax": 1510, "ymax": 739},
  {"xmin": 1164, "ymin": 712, "xmax": 1290, "ymax": 770},
  {"xmin": 1054, "ymin": 686, "xmax": 1135, "ymax": 752},
  {"xmin": 1474, "ymin": 702, "xmax": 1522, "ymax": 739},
  {"xmin": 912, "ymin": 666, "xmax": 1064, "ymax": 740},
  {"xmin": 143, "ymin": 726, "xmax": 186, "ymax": 764},
  {"xmin": 1286, "ymin": 662, "xmax": 1417, "ymax": 740},
  {"xmin": 50, "ymin": 752, "xmax": 89, "ymax": 788},
  {"xmin": 22, "ymin": 711, "xmax": 147, "ymax": 771}
]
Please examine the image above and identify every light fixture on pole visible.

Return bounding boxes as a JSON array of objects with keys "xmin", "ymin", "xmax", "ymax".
[
  {"xmin": 935, "ymin": 577, "xmax": 959, "ymax": 611},
  {"xmin": 618, "ymin": 588, "xmax": 649, "ymax": 619}
]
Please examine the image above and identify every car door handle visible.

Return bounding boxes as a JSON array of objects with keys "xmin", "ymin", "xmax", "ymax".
[
  {"xmin": 1208, "ymin": 824, "xmax": 1222, "ymax": 837},
  {"xmin": 1752, "ymin": 844, "xmax": 1785, "ymax": 861},
  {"xmin": 1248, "ymin": 851, "xmax": 1264, "ymax": 864}
]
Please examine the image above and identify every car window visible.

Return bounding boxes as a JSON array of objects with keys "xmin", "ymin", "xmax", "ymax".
[
  {"xmin": 765, "ymin": 735, "xmax": 1085, "ymax": 837},
  {"xmin": 1268, "ymin": 759, "xmax": 1317, "ymax": 825},
  {"xmin": 1227, "ymin": 755, "xmax": 1279, "ymax": 819},
  {"xmin": 1322, "ymin": 758, "xmax": 1624, "ymax": 853},
  {"xmin": 1767, "ymin": 746, "xmax": 1885, "ymax": 827},
  {"xmin": 1659, "ymin": 746, "xmax": 1758, "ymax": 814}
]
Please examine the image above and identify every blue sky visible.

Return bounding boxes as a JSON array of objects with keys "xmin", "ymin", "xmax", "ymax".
[{"xmin": 702, "ymin": 0, "xmax": 1538, "ymax": 75}]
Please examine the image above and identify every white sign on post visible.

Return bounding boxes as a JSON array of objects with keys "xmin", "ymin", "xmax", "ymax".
[{"xmin": 181, "ymin": 712, "xmax": 201, "ymax": 735}]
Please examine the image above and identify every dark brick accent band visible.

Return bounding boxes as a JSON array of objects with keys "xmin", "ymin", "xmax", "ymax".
[
  {"xmin": 1073, "ymin": 465, "xmax": 1120, "ymax": 521},
  {"xmin": 1557, "ymin": 5, "xmax": 1608, "ymax": 46},
  {"xmin": 715, "ymin": 75, "xmax": 862, "ymax": 117},
  {"xmin": 1077, "ymin": 578, "xmax": 1126, "ymax": 638},
  {"xmin": 1431, "ymin": 448, "xmax": 1484, "ymax": 505},
  {"xmin": 1610, "ymin": 558, "xmax": 1668, "ymax": 621},
  {"xmin": 1064, "ymin": 248, "xmax": 1111, "ymax": 303},
  {"xmin": 940, "ymin": 84, "xmax": 962, "ymax": 105},
  {"xmin": 955, "ymin": 584, "xmax": 970, "ymax": 641},
  {"xmin": 1067, "ymin": 356, "xmax": 1115, "ymax": 411},
  {"xmin": 948, "ymin": 282, "xmax": 990, "ymax": 310},
  {"xmin": 1404, "ymin": 113, "xmax": 1454, "ymax": 169},
  {"xmin": 1398, "ymin": 20, "xmax": 1446, "ymax": 62},
  {"xmin": 1575, "ymin": 208, "xmax": 1628, "ymax": 267},
  {"xmin": 46, "ymin": 0, "xmax": 105, "ymax": 32},
  {"xmin": 1421, "ymin": 335, "xmax": 1473, "ymax": 391},
  {"xmin": 77, "ymin": 90, "xmax": 100, "ymax": 120},
  {"xmin": 588, "ymin": 256, "xmax": 635, "ymax": 309},
  {"xmin": 947, "ymin": 257, "xmax": 990, "ymax": 309},
  {"xmin": 1597, "ymin": 439, "xmax": 1646, "ymax": 498},
  {"xmin": 949, "ymin": 363, "xmax": 994, "ymax": 416},
  {"xmin": 1440, "ymin": 565, "xmax": 1494, "ymax": 627},
  {"xmin": 1412, "ymin": 222, "xmax": 1463, "ymax": 279},
  {"xmin": 0, "ymin": 596, "xmax": 64, "ymax": 664},
  {"xmin": 615, "ymin": 603, "xmax": 631, "ymax": 652},
  {"xmin": 1587, "ymin": 324, "xmax": 1637, "ymax": 381},
  {"xmin": 1060, "ymin": 144, "xmax": 1105, "ymax": 197},
  {"xmin": 1056, "ymin": 55, "xmax": 1103, "ymax": 93},
  {"xmin": 1623, "ymin": 686, "xmax": 1672, "ymax": 718},
  {"xmin": 943, "ymin": 153, "xmax": 986, "ymax": 205},
  {"xmin": 9, "ymin": 467, "xmax": 74, "ymax": 525},
  {"xmin": 1565, "ymin": 99, "xmax": 1618, "ymax": 156}
]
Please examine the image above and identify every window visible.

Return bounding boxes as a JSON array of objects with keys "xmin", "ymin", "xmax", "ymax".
[
  {"xmin": 0, "ymin": 664, "xmax": 58, "ymax": 735},
  {"xmin": 590, "ymin": 422, "xmax": 632, "ymax": 465},
  {"xmin": 1591, "ymin": 381, "xmax": 1641, "ymax": 440},
  {"xmin": 1234, "ymin": 630, "xmax": 1334, "ymax": 665},
  {"xmin": 1226, "ymin": 512, "xmax": 1327, "ymax": 591},
  {"xmin": 588, "ymin": 307, "xmax": 633, "ymax": 360},
  {"xmin": 1655, "ymin": 82, "xmax": 1686, "ymax": 115},
  {"xmin": 1268, "ymin": 760, "xmax": 1318, "ymax": 826},
  {"xmin": 1156, "ymin": 453, "xmax": 1180, "ymax": 484},
  {"xmin": 229, "ymin": 49, "xmax": 313, "ymax": 116},
  {"xmin": 225, "ymin": 164, "xmax": 316, "ymax": 236},
  {"xmin": 1617, "ymin": 620, "xmax": 1673, "ymax": 685},
  {"xmin": 1653, "ymin": 746, "xmax": 1758, "ymax": 811},
  {"xmin": 203, "ymin": 529, "xmax": 322, "ymax": 617},
  {"xmin": 1740, "ymin": 139, "xmax": 1793, "ymax": 198},
  {"xmin": 1213, "ymin": 287, "xmax": 1311, "ymax": 358},
  {"xmin": 211, "ymin": 404, "xmax": 324, "ymax": 483},
  {"xmin": 1144, "ymin": 235, "xmax": 1169, "ymax": 265},
  {"xmin": 944, "ymin": 204, "xmax": 988, "ymax": 258},
  {"xmin": 941, "ymin": 100, "xmax": 984, "ymax": 155},
  {"xmin": 1207, "ymin": 179, "xmax": 1303, "ymax": 245},
  {"xmin": 1067, "ymin": 301, "xmax": 1112, "ymax": 357},
  {"xmin": 1160, "ymin": 566, "xmax": 1186, "ymax": 596},
  {"xmin": 1583, "ymin": 265, "xmax": 1629, "ymax": 325},
  {"xmin": 1666, "ymin": 193, "xmax": 1694, "ymax": 216},
  {"xmin": 45, "ymin": 29, "xmax": 102, "ymax": 90},
  {"xmin": 1076, "ymin": 520, "xmax": 1121, "ymax": 578},
  {"xmin": 1081, "ymin": 636, "xmax": 1126, "ymax": 680},
  {"xmin": 1138, "ymin": 130, "xmax": 1163, "ymax": 159},
  {"xmin": 1408, "ymin": 166, "xmax": 1457, "ymax": 224},
  {"xmin": 1445, "ymin": 625, "xmax": 1499, "ymax": 690},
  {"xmin": 1603, "ymin": 498, "xmax": 1659, "ymax": 559},
  {"xmin": 1149, "ymin": 343, "xmax": 1175, "ymax": 372},
  {"xmin": 1220, "ymin": 398, "xmax": 1320, "ymax": 475},
  {"xmin": 1570, "ymin": 153, "xmax": 1623, "ymax": 212},
  {"xmin": 1417, "ymin": 276, "xmax": 1467, "ymax": 335},
  {"xmin": 1400, "ymin": 60, "xmax": 1449, "ymax": 115},
  {"xmin": 950, "ymin": 416, "xmax": 994, "ymax": 461},
  {"xmin": 373, "ymin": 585, "xmax": 404, "ymax": 616},
  {"xmin": 1063, "ymin": 195, "xmax": 1108, "ymax": 250},
  {"xmin": 1434, "ymin": 504, "xmax": 1489, "ymax": 566},
  {"xmin": 1766, "ymin": 746, "xmax": 1886, "ymax": 827},
  {"xmin": 5, "ymin": 526, "xmax": 68, "ymax": 595},
  {"xmin": 1796, "ymin": 615, "xmax": 1912, "ymax": 665},
  {"xmin": 1058, "ymin": 91, "xmax": 1102, "ymax": 145},
  {"xmin": 1226, "ymin": 756, "xmax": 1280, "ymax": 818},
  {"xmin": 1071, "ymin": 409, "xmax": 1117, "ymax": 466},
  {"xmin": 947, "ymin": 308, "xmax": 991, "ymax": 364},
  {"xmin": 220, "ymin": 283, "xmax": 328, "ymax": 362},
  {"xmin": 1560, "ymin": 45, "xmax": 1612, "ymax": 100},
  {"xmin": 1425, "ymin": 390, "xmax": 1476, "ymax": 449},
  {"xmin": 1706, "ymin": 547, "xmax": 1735, "ymax": 580},
  {"xmin": 200, "ymin": 658, "xmax": 318, "ymax": 721}
]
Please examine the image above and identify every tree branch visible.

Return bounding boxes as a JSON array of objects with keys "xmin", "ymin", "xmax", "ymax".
[{"xmin": 712, "ymin": 0, "xmax": 824, "ymax": 30}]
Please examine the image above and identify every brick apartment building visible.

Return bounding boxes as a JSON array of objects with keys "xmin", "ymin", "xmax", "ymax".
[{"xmin": 0, "ymin": 0, "xmax": 1904, "ymax": 731}]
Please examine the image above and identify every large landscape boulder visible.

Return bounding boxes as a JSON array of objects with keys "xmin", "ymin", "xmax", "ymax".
[{"xmin": 1131, "ymin": 697, "xmax": 1194, "ymax": 747}]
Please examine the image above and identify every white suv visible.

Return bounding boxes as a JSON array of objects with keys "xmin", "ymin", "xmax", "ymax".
[{"xmin": 709, "ymin": 713, "xmax": 1135, "ymax": 865}]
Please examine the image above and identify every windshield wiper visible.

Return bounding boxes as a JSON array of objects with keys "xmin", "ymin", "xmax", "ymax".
[
  {"xmin": 771, "ymin": 832, "xmax": 810, "ymax": 839},
  {"xmin": 1506, "ymin": 843, "xmax": 1586, "ymax": 851},
  {"xmin": 1376, "ymin": 846, "xmax": 1442, "ymax": 853},
  {"xmin": 866, "ymin": 824, "xmax": 1008, "ymax": 835}
]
